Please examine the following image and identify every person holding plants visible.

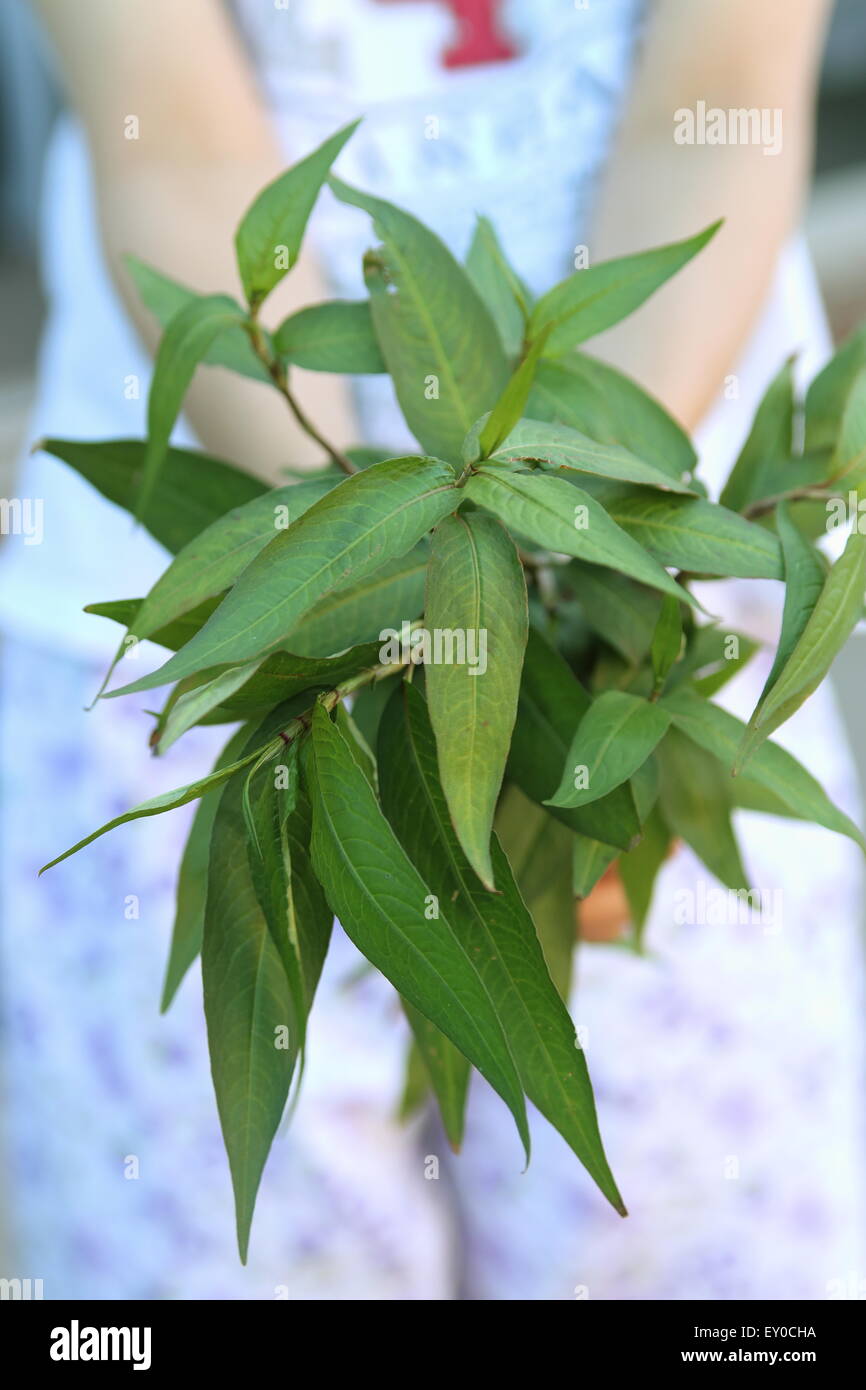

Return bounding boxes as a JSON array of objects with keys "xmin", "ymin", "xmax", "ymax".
[{"xmin": 1, "ymin": 0, "xmax": 863, "ymax": 1301}]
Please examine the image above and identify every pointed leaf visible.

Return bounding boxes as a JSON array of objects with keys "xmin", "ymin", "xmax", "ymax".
[
  {"xmin": 528, "ymin": 222, "xmax": 720, "ymax": 356},
  {"xmin": 477, "ymin": 333, "xmax": 551, "ymax": 458},
  {"xmin": 329, "ymin": 177, "xmax": 508, "ymax": 460},
  {"xmin": 110, "ymin": 457, "xmax": 458, "ymax": 694},
  {"xmin": 650, "ymin": 595, "xmax": 684, "ymax": 693},
  {"xmin": 400, "ymin": 999, "xmax": 471, "ymax": 1151},
  {"xmin": 465, "ymin": 214, "xmax": 530, "ymax": 360},
  {"xmin": 40, "ymin": 438, "xmax": 264, "ymax": 553},
  {"xmin": 379, "ymin": 684, "xmax": 624, "ymax": 1212},
  {"xmin": 235, "ymin": 121, "xmax": 359, "ymax": 308},
  {"xmin": 805, "ymin": 322, "xmax": 866, "ymax": 453},
  {"xmin": 490, "ymin": 418, "xmax": 694, "ymax": 493},
  {"xmin": 425, "ymin": 512, "xmax": 527, "ymax": 888},
  {"xmin": 494, "ymin": 783, "xmax": 576, "ymax": 999},
  {"xmin": 308, "ymin": 705, "xmax": 530, "ymax": 1156},
  {"xmin": 546, "ymin": 691, "xmax": 671, "ymax": 810},
  {"xmin": 657, "ymin": 726, "xmax": 748, "ymax": 890},
  {"xmin": 464, "ymin": 466, "xmax": 696, "ymax": 604},
  {"xmin": 719, "ymin": 359, "xmax": 795, "ymax": 512},
  {"xmin": 602, "ymin": 491, "xmax": 783, "ymax": 578}
]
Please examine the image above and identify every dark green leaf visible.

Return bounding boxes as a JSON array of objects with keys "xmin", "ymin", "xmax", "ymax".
[
  {"xmin": 657, "ymin": 726, "xmax": 748, "ymax": 890},
  {"xmin": 650, "ymin": 595, "xmax": 684, "ymax": 693},
  {"xmin": 494, "ymin": 783, "xmax": 576, "ymax": 999},
  {"xmin": 565, "ymin": 562, "xmax": 661, "ymax": 665},
  {"xmin": 400, "ymin": 999, "xmax": 471, "ymax": 1151},
  {"xmin": 378, "ymin": 684, "xmax": 624, "ymax": 1212},
  {"xmin": 603, "ymin": 492, "xmax": 783, "ymax": 579},
  {"xmin": 490, "ymin": 418, "xmax": 694, "ymax": 493},
  {"xmin": 308, "ymin": 704, "xmax": 530, "ymax": 1159}
]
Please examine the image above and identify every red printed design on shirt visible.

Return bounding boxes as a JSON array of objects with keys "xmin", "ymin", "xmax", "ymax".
[{"xmin": 373, "ymin": 0, "xmax": 519, "ymax": 69}]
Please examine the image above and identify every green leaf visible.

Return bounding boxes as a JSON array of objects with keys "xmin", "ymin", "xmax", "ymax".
[
  {"xmin": 139, "ymin": 293, "xmax": 247, "ymax": 517},
  {"xmin": 85, "ymin": 595, "xmax": 224, "ymax": 653},
  {"xmin": 660, "ymin": 687, "xmax": 865, "ymax": 852},
  {"xmin": 736, "ymin": 528, "xmax": 866, "ymax": 766},
  {"xmin": 650, "ymin": 595, "xmax": 684, "ymax": 693},
  {"xmin": 273, "ymin": 300, "xmax": 385, "ymax": 373},
  {"xmin": 546, "ymin": 691, "xmax": 671, "ymax": 810},
  {"xmin": 378, "ymin": 684, "xmax": 624, "ymax": 1212},
  {"xmin": 424, "ymin": 512, "xmax": 527, "ymax": 889},
  {"xmin": 464, "ymin": 467, "xmax": 696, "ymax": 604},
  {"xmin": 235, "ymin": 121, "xmax": 359, "ymax": 308},
  {"xmin": 285, "ymin": 547, "xmax": 428, "ymax": 658},
  {"xmin": 602, "ymin": 491, "xmax": 783, "ymax": 579},
  {"xmin": 40, "ymin": 737, "xmax": 280, "ymax": 873},
  {"xmin": 571, "ymin": 835, "xmax": 618, "ymax": 899},
  {"xmin": 110, "ymin": 457, "xmax": 458, "ymax": 695},
  {"xmin": 126, "ymin": 255, "xmax": 269, "ymax": 383},
  {"xmin": 805, "ymin": 322, "xmax": 866, "ymax": 453},
  {"xmin": 507, "ymin": 628, "xmax": 640, "ymax": 850},
  {"xmin": 180, "ymin": 641, "xmax": 383, "ymax": 727},
  {"xmin": 564, "ymin": 562, "xmax": 661, "ymax": 666},
  {"xmin": 477, "ymin": 332, "xmax": 551, "ymax": 458},
  {"xmin": 308, "ymin": 704, "xmax": 530, "ymax": 1160},
  {"xmin": 528, "ymin": 353, "xmax": 696, "ymax": 482},
  {"xmin": 128, "ymin": 477, "xmax": 336, "ymax": 644},
  {"xmin": 40, "ymin": 438, "xmax": 264, "ymax": 554},
  {"xmin": 528, "ymin": 222, "xmax": 720, "ymax": 357},
  {"xmin": 160, "ymin": 725, "xmax": 251, "ymax": 1011},
  {"xmin": 719, "ymin": 359, "xmax": 795, "ymax": 512},
  {"xmin": 157, "ymin": 662, "xmax": 265, "ymax": 752},
  {"xmin": 490, "ymin": 418, "xmax": 695, "ymax": 493},
  {"xmin": 494, "ymin": 783, "xmax": 576, "ymax": 999},
  {"xmin": 657, "ymin": 726, "xmax": 748, "ymax": 890},
  {"xmin": 329, "ymin": 177, "xmax": 509, "ymax": 460},
  {"xmin": 748, "ymin": 500, "xmax": 825, "ymax": 720},
  {"xmin": 619, "ymin": 805, "xmax": 671, "ymax": 946},
  {"xmin": 465, "ymin": 214, "xmax": 530, "ymax": 360},
  {"xmin": 828, "ymin": 367, "xmax": 866, "ymax": 491},
  {"xmin": 400, "ymin": 999, "xmax": 471, "ymax": 1151}
]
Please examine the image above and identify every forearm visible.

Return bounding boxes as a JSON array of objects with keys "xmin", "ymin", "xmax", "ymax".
[
  {"xmin": 33, "ymin": 0, "xmax": 355, "ymax": 480},
  {"xmin": 590, "ymin": 0, "xmax": 831, "ymax": 432}
]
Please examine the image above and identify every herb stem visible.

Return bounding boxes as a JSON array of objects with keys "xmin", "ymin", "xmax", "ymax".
[{"xmin": 245, "ymin": 319, "xmax": 357, "ymax": 476}]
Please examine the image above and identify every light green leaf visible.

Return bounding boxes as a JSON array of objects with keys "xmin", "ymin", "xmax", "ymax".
[
  {"xmin": 286, "ymin": 546, "xmax": 428, "ymax": 658},
  {"xmin": 490, "ymin": 418, "xmax": 695, "ymax": 493},
  {"xmin": 465, "ymin": 214, "xmax": 530, "ymax": 360},
  {"xmin": 528, "ymin": 222, "xmax": 720, "ymax": 357},
  {"xmin": 736, "ymin": 528, "xmax": 866, "ymax": 766},
  {"xmin": 129, "ymin": 477, "xmax": 336, "ymax": 644},
  {"xmin": 40, "ymin": 438, "xmax": 264, "ymax": 554},
  {"xmin": 464, "ymin": 467, "xmax": 696, "ymax": 604},
  {"xmin": 805, "ymin": 322, "xmax": 866, "ymax": 453},
  {"xmin": 719, "ymin": 358, "xmax": 795, "ymax": 512},
  {"xmin": 161, "ymin": 725, "xmax": 252, "ymax": 1012},
  {"xmin": 126, "ymin": 255, "xmax": 269, "ymax": 382},
  {"xmin": 571, "ymin": 835, "xmax": 618, "ymax": 899},
  {"xmin": 378, "ymin": 685, "xmax": 624, "ymax": 1212},
  {"xmin": 330, "ymin": 177, "xmax": 509, "ymax": 460},
  {"xmin": 425, "ymin": 512, "xmax": 527, "ymax": 889},
  {"xmin": 158, "ymin": 662, "xmax": 264, "ymax": 753},
  {"xmin": 235, "ymin": 121, "xmax": 359, "ymax": 308},
  {"xmin": 528, "ymin": 352, "xmax": 696, "ymax": 482},
  {"xmin": 750, "ymin": 500, "xmax": 825, "ymax": 717},
  {"xmin": 828, "ymin": 366, "xmax": 866, "ymax": 491},
  {"xmin": 660, "ymin": 687, "xmax": 865, "ymax": 852},
  {"xmin": 139, "ymin": 294, "xmax": 247, "ymax": 517},
  {"xmin": 308, "ymin": 704, "xmax": 530, "ymax": 1160},
  {"xmin": 273, "ymin": 300, "xmax": 385, "ymax": 373},
  {"xmin": 546, "ymin": 691, "xmax": 670, "ymax": 810},
  {"xmin": 477, "ymin": 332, "xmax": 551, "ymax": 458},
  {"xmin": 40, "ymin": 737, "xmax": 280, "ymax": 873},
  {"xmin": 657, "ymin": 726, "xmax": 748, "ymax": 890},
  {"xmin": 110, "ymin": 457, "xmax": 458, "ymax": 695},
  {"xmin": 602, "ymin": 491, "xmax": 783, "ymax": 579}
]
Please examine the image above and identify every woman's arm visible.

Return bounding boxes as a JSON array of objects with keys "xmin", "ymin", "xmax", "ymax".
[
  {"xmin": 31, "ymin": 0, "xmax": 355, "ymax": 480},
  {"xmin": 591, "ymin": 0, "xmax": 833, "ymax": 431}
]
